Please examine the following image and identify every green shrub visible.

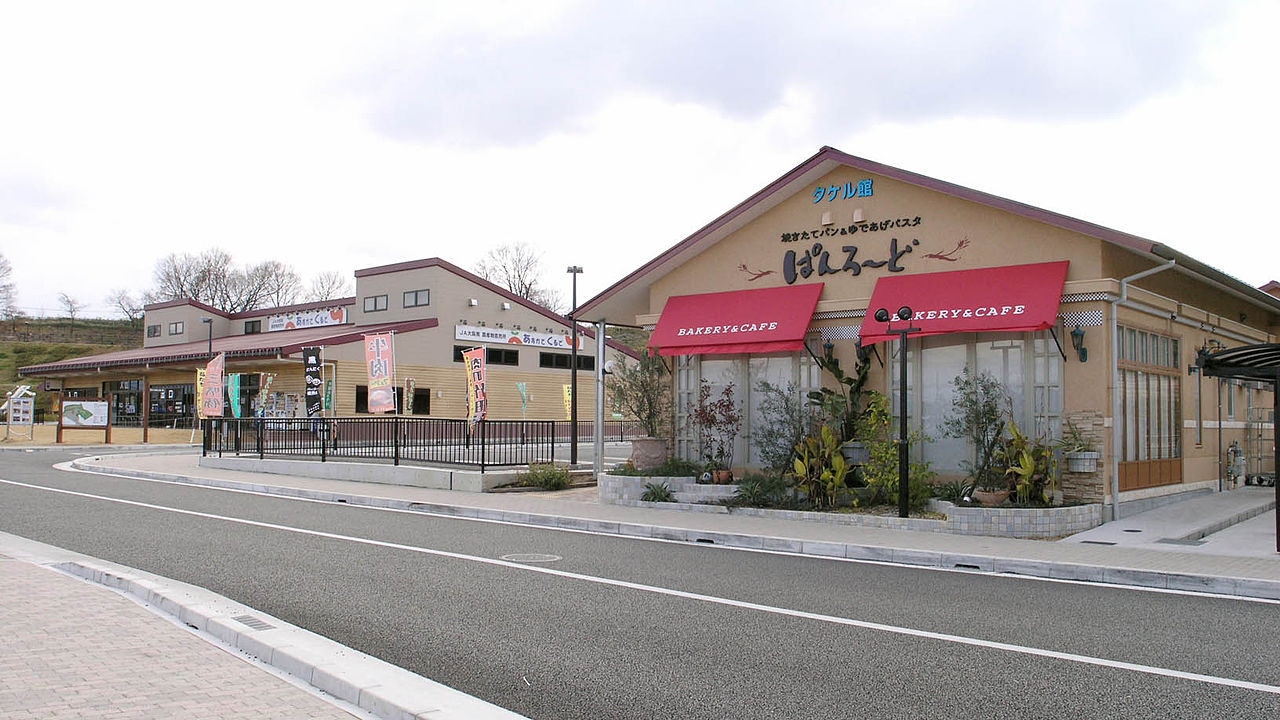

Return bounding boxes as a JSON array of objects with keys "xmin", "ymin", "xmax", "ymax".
[
  {"xmin": 730, "ymin": 473, "xmax": 801, "ymax": 509},
  {"xmin": 518, "ymin": 463, "xmax": 571, "ymax": 490},
  {"xmin": 640, "ymin": 482, "xmax": 676, "ymax": 502},
  {"xmin": 861, "ymin": 392, "xmax": 935, "ymax": 511},
  {"xmin": 933, "ymin": 478, "xmax": 974, "ymax": 503}
]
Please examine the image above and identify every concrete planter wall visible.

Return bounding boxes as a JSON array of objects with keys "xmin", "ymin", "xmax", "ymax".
[{"xmin": 600, "ymin": 475, "xmax": 1103, "ymax": 539}]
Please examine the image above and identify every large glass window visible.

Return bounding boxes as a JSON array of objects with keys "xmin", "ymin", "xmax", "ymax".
[
  {"xmin": 672, "ymin": 346, "xmax": 821, "ymax": 468},
  {"xmin": 889, "ymin": 331, "xmax": 1063, "ymax": 475},
  {"xmin": 1118, "ymin": 325, "xmax": 1181, "ymax": 462}
]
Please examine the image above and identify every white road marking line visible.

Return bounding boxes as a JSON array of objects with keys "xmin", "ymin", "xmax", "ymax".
[
  {"xmin": 3, "ymin": 475, "xmax": 1279, "ymax": 696},
  {"xmin": 48, "ymin": 462, "xmax": 1280, "ymax": 605}
]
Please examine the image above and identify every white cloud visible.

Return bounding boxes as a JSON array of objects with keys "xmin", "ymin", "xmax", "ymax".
[{"xmin": 0, "ymin": 0, "xmax": 1273, "ymax": 319}]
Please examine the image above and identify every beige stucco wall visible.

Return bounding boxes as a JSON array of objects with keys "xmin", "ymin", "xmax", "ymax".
[
  {"xmin": 629, "ymin": 163, "xmax": 1277, "ymax": 501},
  {"xmin": 142, "ymin": 305, "xmax": 230, "ymax": 348}
]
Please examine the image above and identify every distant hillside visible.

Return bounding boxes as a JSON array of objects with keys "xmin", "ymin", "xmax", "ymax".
[
  {"xmin": 0, "ymin": 317, "xmax": 141, "ymax": 347},
  {"xmin": 0, "ymin": 318, "xmax": 139, "ymax": 414}
]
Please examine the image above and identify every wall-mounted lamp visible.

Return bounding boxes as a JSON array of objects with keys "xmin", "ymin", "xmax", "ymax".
[
  {"xmin": 468, "ymin": 298, "xmax": 478, "ymax": 307},
  {"xmin": 1070, "ymin": 326, "xmax": 1087, "ymax": 362}
]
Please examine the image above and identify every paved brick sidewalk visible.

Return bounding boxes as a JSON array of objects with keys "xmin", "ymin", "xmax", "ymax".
[{"xmin": 0, "ymin": 555, "xmax": 358, "ymax": 720}]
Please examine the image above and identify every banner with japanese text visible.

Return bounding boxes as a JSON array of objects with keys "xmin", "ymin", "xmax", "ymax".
[
  {"xmin": 227, "ymin": 374, "xmax": 242, "ymax": 418},
  {"xmin": 303, "ymin": 347, "xmax": 323, "ymax": 417},
  {"xmin": 562, "ymin": 384, "xmax": 572, "ymax": 421},
  {"xmin": 463, "ymin": 347, "xmax": 487, "ymax": 425},
  {"xmin": 195, "ymin": 369, "xmax": 207, "ymax": 419},
  {"xmin": 364, "ymin": 333, "xmax": 396, "ymax": 413},
  {"xmin": 201, "ymin": 353, "xmax": 226, "ymax": 418},
  {"xmin": 258, "ymin": 372, "xmax": 275, "ymax": 414}
]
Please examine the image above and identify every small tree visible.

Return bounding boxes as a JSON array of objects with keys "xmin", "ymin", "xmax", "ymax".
[
  {"xmin": 751, "ymin": 381, "xmax": 820, "ymax": 473},
  {"xmin": 689, "ymin": 380, "xmax": 741, "ymax": 472},
  {"xmin": 939, "ymin": 367, "xmax": 1009, "ymax": 491},
  {"xmin": 0, "ymin": 252, "xmax": 17, "ymax": 320},
  {"xmin": 607, "ymin": 354, "xmax": 671, "ymax": 438},
  {"xmin": 57, "ymin": 293, "xmax": 85, "ymax": 340}
]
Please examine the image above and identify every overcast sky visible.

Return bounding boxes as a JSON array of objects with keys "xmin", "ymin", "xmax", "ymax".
[{"xmin": 2, "ymin": 0, "xmax": 1276, "ymax": 318}]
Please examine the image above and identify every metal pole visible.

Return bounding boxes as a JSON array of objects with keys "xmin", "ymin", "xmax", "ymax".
[
  {"xmin": 897, "ymin": 330, "xmax": 910, "ymax": 519},
  {"xmin": 568, "ymin": 265, "xmax": 582, "ymax": 465},
  {"xmin": 1273, "ymin": 371, "xmax": 1278, "ymax": 553}
]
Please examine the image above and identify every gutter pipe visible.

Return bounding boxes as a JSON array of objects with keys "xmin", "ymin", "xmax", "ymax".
[{"xmin": 1110, "ymin": 260, "xmax": 1177, "ymax": 521}]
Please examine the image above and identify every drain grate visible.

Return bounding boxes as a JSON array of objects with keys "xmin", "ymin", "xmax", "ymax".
[
  {"xmin": 232, "ymin": 614, "xmax": 276, "ymax": 632},
  {"xmin": 499, "ymin": 553, "xmax": 562, "ymax": 564}
]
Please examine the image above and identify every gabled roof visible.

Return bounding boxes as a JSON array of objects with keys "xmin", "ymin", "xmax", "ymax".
[
  {"xmin": 142, "ymin": 296, "xmax": 356, "ymax": 319},
  {"xmin": 18, "ymin": 318, "xmax": 438, "ymax": 376},
  {"xmin": 577, "ymin": 146, "xmax": 1280, "ymax": 322}
]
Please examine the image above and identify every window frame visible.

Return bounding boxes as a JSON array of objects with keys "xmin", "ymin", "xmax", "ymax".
[
  {"xmin": 363, "ymin": 295, "xmax": 388, "ymax": 313},
  {"xmin": 402, "ymin": 289, "xmax": 430, "ymax": 308},
  {"xmin": 168, "ymin": 321, "xmax": 184, "ymax": 335}
]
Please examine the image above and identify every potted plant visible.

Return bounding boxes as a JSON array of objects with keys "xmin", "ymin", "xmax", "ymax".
[
  {"xmin": 1061, "ymin": 421, "xmax": 1099, "ymax": 474},
  {"xmin": 940, "ymin": 367, "xmax": 1010, "ymax": 504},
  {"xmin": 608, "ymin": 354, "xmax": 672, "ymax": 469},
  {"xmin": 689, "ymin": 379, "xmax": 741, "ymax": 483},
  {"xmin": 807, "ymin": 351, "xmax": 870, "ymax": 465}
]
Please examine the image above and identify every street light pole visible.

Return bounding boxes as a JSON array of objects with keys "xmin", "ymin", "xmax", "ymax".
[
  {"xmin": 567, "ymin": 266, "xmax": 583, "ymax": 465},
  {"xmin": 875, "ymin": 306, "xmax": 919, "ymax": 519},
  {"xmin": 200, "ymin": 317, "xmax": 213, "ymax": 358}
]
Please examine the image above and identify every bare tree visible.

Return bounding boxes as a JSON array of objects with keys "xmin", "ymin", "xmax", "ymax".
[
  {"xmin": 0, "ymin": 252, "xmax": 17, "ymax": 320},
  {"xmin": 107, "ymin": 289, "xmax": 144, "ymax": 322},
  {"xmin": 306, "ymin": 271, "xmax": 352, "ymax": 302},
  {"xmin": 474, "ymin": 242, "xmax": 565, "ymax": 312},
  {"xmin": 147, "ymin": 248, "xmax": 302, "ymax": 313},
  {"xmin": 58, "ymin": 292, "xmax": 85, "ymax": 340}
]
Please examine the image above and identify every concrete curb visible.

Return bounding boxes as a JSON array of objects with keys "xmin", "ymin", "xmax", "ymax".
[
  {"xmin": 1177, "ymin": 498, "xmax": 1278, "ymax": 542},
  {"xmin": 0, "ymin": 532, "xmax": 527, "ymax": 720},
  {"xmin": 71, "ymin": 457, "xmax": 1280, "ymax": 601}
]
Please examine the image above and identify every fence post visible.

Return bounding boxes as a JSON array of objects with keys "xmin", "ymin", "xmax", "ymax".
[
  {"xmin": 480, "ymin": 420, "xmax": 487, "ymax": 473},
  {"xmin": 321, "ymin": 418, "xmax": 328, "ymax": 462},
  {"xmin": 394, "ymin": 416, "xmax": 401, "ymax": 466}
]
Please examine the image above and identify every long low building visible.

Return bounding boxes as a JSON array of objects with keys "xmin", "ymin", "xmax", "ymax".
[{"xmin": 20, "ymin": 257, "xmax": 636, "ymax": 426}]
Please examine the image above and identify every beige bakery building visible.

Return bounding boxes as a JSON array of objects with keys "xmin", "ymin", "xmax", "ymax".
[
  {"xmin": 21, "ymin": 257, "xmax": 633, "ymax": 425},
  {"xmin": 577, "ymin": 146, "xmax": 1279, "ymax": 513}
]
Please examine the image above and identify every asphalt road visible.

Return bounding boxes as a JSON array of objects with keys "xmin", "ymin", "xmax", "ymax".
[{"xmin": 2, "ymin": 449, "xmax": 1278, "ymax": 719}]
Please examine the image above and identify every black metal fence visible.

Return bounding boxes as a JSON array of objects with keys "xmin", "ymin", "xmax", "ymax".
[{"xmin": 202, "ymin": 417, "xmax": 645, "ymax": 471}]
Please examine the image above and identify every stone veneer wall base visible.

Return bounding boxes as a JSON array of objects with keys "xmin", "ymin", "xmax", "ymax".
[{"xmin": 599, "ymin": 475, "xmax": 1105, "ymax": 539}]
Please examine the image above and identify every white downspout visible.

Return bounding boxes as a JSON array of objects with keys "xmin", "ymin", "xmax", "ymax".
[{"xmin": 1110, "ymin": 259, "xmax": 1177, "ymax": 521}]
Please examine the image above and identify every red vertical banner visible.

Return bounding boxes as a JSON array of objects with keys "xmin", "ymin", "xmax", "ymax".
[
  {"xmin": 364, "ymin": 333, "xmax": 396, "ymax": 413},
  {"xmin": 463, "ymin": 347, "xmax": 487, "ymax": 426},
  {"xmin": 202, "ymin": 353, "xmax": 226, "ymax": 418}
]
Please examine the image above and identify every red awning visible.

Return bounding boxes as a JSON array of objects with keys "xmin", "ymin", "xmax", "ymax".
[
  {"xmin": 648, "ymin": 283, "xmax": 823, "ymax": 356},
  {"xmin": 858, "ymin": 261, "xmax": 1069, "ymax": 345}
]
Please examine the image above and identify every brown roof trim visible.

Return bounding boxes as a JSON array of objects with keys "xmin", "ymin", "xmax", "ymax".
[
  {"xmin": 354, "ymin": 256, "xmax": 639, "ymax": 359},
  {"xmin": 234, "ymin": 297, "xmax": 356, "ymax": 319},
  {"xmin": 577, "ymin": 145, "xmax": 1161, "ymax": 317},
  {"xmin": 17, "ymin": 318, "xmax": 440, "ymax": 376},
  {"xmin": 141, "ymin": 298, "xmax": 229, "ymax": 316}
]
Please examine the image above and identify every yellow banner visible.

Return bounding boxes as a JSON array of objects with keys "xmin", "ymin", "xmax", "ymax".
[
  {"xmin": 562, "ymin": 384, "xmax": 572, "ymax": 421},
  {"xmin": 463, "ymin": 347, "xmax": 487, "ymax": 425}
]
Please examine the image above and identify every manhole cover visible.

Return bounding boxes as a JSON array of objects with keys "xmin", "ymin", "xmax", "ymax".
[{"xmin": 500, "ymin": 553, "xmax": 562, "ymax": 564}]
